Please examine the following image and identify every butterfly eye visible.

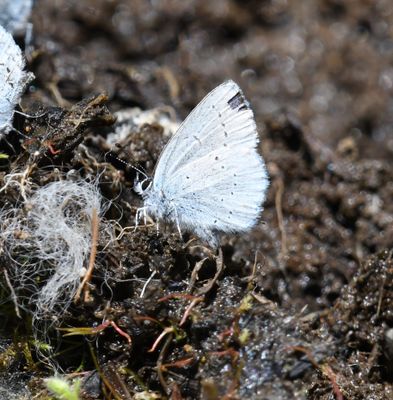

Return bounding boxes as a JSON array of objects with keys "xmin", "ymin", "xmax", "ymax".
[
  {"xmin": 141, "ymin": 178, "xmax": 152, "ymax": 191},
  {"xmin": 134, "ymin": 176, "xmax": 152, "ymax": 195}
]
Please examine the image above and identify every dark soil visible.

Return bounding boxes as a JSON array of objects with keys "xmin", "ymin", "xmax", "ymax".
[{"xmin": 1, "ymin": 1, "xmax": 393, "ymax": 399}]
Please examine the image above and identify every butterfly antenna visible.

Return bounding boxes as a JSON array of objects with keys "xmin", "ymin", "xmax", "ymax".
[{"xmin": 104, "ymin": 151, "xmax": 149, "ymax": 180}]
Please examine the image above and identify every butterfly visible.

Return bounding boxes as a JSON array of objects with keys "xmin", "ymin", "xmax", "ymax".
[{"xmin": 135, "ymin": 80, "xmax": 269, "ymax": 246}]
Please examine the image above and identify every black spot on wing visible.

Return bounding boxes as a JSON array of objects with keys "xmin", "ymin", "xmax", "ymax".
[{"xmin": 228, "ymin": 91, "xmax": 250, "ymax": 111}]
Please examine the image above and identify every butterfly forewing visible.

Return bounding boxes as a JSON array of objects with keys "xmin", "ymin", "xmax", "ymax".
[{"xmin": 152, "ymin": 81, "xmax": 243, "ymax": 188}]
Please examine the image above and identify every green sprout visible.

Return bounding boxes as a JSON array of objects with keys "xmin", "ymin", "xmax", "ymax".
[{"xmin": 45, "ymin": 376, "xmax": 81, "ymax": 400}]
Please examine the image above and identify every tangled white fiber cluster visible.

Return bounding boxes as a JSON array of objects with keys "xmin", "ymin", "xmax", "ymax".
[{"xmin": 1, "ymin": 179, "xmax": 106, "ymax": 319}]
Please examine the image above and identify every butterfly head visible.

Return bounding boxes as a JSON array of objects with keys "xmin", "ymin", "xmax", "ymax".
[{"xmin": 133, "ymin": 173, "xmax": 152, "ymax": 196}]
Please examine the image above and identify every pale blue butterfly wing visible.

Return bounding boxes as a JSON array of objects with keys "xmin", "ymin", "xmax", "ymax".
[{"xmin": 143, "ymin": 80, "xmax": 269, "ymax": 245}]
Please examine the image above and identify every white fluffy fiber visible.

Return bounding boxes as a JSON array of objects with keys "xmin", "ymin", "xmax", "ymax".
[
  {"xmin": 106, "ymin": 107, "xmax": 180, "ymax": 145},
  {"xmin": 1, "ymin": 179, "xmax": 106, "ymax": 318}
]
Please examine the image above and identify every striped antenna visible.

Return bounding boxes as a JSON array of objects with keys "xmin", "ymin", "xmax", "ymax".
[{"xmin": 104, "ymin": 151, "xmax": 149, "ymax": 180}]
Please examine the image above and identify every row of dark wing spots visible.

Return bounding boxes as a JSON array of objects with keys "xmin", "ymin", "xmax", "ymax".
[
  {"xmin": 212, "ymin": 104, "xmax": 228, "ymax": 138},
  {"xmin": 212, "ymin": 104, "xmax": 229, "ymax": 179},
  {"xmin": 211, "ymin": 101, "xmax": 242, "ymax": 222}
]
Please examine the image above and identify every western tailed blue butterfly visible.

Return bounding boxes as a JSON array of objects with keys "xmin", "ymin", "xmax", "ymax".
[
  {"xmin": 0, "ymin": 24, "xmax": 32, "ymax": 133},
  {"xmin": 135, "ymin": 80, "xmax": 269, "ymax": 246}
]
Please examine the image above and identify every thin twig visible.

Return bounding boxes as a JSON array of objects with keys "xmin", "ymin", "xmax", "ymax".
[
  {"xmin": 47, "ymin": 80, "xmax": 71, "ymax": 107},
  {"xmin": 241, "ymin": 250, "xmax": 261, "ymax": 285},
  {"xmin": 376, "ymin": 275, "xmax": 386, "ymax": 318},
  {"xmin": 87, "ymin": 343, "xmax": 124, "ymax": 400},
  {"xmin": 71, "ymin": 94, "xmax": 108, "ymax": 129},
  {"xmin": 275, "ymin": 177, "xmax": 287, "ymax": 257},
  {"xmin": 108, "ymin": 321, "xmax": 132, "ymax": 345},
  {"xmin": 74, "ymin": 208, "xmax": 99, "ymax": 302},
  {"xmin": 157, "ymin": 332, "xmax": 173, "ymax": 395},
  {"xmin": 197, "ymin": 247, "xmax": 225, "ymax": 296},
  {"xmin": 148, "ymin": 327, "xmax": 174, "ymax": 353},
  {"xmin": 3, "ymin": 268, "xmax": 21, "ymax": 318},
  {"xmin": 187, "ymin": 257, "xmax": 208, "ymax": 292},
  {"xmin": 179, "ymin": 297, "xmax": 203, "ymax": 326},
  {"xmin": 140, "ymin": 270, "xmax": 157, "ymax": 298},
  {"xmin": 322, "ymin": 365, "xmax": 344, "ymax": 400}
]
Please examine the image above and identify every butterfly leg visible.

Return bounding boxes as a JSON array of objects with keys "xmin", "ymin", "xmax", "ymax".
[
  {"xmin": 134, "ymin": 208, "xmax": 140, "ymax": 230},
  {"xmin": 135, "ymin": 206, "xmax": 146, "ymax": 230},
  {"xmin": 172, "ymin": 203, "xmax": 183, "ymax": 240}
]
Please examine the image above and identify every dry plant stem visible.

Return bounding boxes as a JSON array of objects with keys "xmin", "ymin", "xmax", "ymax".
[
  {"xmin": 3, "ymin": 268, "xmax": 21, "ymax": 318},
  {"xmin": 20, "ymin": 163, "xmax": 36, "ymax": 199},
  {"xmin": 197, "ymin": 247, "xmax": 225, "ymax": 296},
  {"xmin": 376, "ymin": 274, "xmax": 386, "ymax": 318},
  {"xmin": 179, "ymin": 297, "xmax": 203, "ymax": 326},
  {"xmin": 366, "ymin": 343, "xmax": 379, "ymax": 374},
  {"xmin": 287, "ymin": 346, "xmax": 344, "ymax": 400},
  {"xmin": 74, "ymin": 207, "xmax": 99, "ymax": 302},
  {"xmin": 275, "ymin": 177, "xmax": 287, "ymax": 258},
  {"xmin": 157, "ymin": 332, "xmax": 174, "ymax": 395},
  {"xmin": 0, "ymin": 163, "xmax": 36, "ymax": 200},
  {"xmin": 103, "ymin": 362, "xmax": 133, "ymax": 400},
  {"xmin": 161, "ymin": 357, "xmax": 194, "ymax": 370},
  {"xmin": 149, "ymin": 327, "xmax": 175, "ymax": 353},
  {"xmin": 47, "ymin": 80, "xmax": 71, "ymax": 107},
  {"xmin": 157, "ymin": 67, "xmax": 180, "ymax": 103},
  {"xmin": 108, "ymin": 320, "xmax": 132, "ymax": 344},
  {"xmin": 157, "ymin": 292, "xmax": 203, "ymax": 327},
  {"xmin": 88, "ymin": 343, "xmax": 123, "ymax": 400},
  {"xmin": 70, "ymin": 94, "xmax": 108, "ymax": 129},
  {"xmin": 242, "ymin": 250, "xmax": 261, "ymax": 285},
  {"xmin": 95, "ymin": 321, "xmax": 132, "ymax": 345},
  {"xmin": 209, "ymin": 348, "xmax": 239, "ymax": 359},
  {"xmin": 182, "ymin": 237, "xmax": 197, "ymax": 249},
  {"xmin": 112, "ymin": 225, "xmax": 135, "ymax": 242},
  {"xmin": 187, "ymin": 257, "xmax": 209, "ymax": 292},
  {"xmin": 158, "ymin": 293, "xmax": 200, "ymax": 302},
  {"xmin": 321, "ymin": 365, "xmax": 344, "ymax": 400},
  {"xmin": 170, "ymin": 382, "xmax": 183, "ymax": 400},
  {"xmin": 140, "ymin": 269, "xmax": 157, "ymax": 298},
  {"xmin": 286, "ymin": 345, "xmax": 319, "ymax": 369}
]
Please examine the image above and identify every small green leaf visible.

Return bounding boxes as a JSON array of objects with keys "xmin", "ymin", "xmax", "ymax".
[{"xmin": 45, "ymin": 376, "xmax": 81, "ymax": 400}]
